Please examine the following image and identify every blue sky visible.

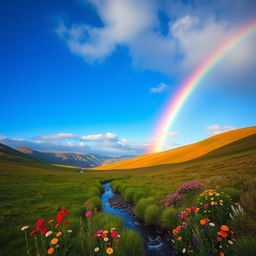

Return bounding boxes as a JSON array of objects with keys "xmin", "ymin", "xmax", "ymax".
[{"xmin": 0, "ymin": 0, "xmax": 255, "ymax": 155}]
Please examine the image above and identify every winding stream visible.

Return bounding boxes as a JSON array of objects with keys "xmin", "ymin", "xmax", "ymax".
[{"xmin": 101, "ymin": 183, "xmax": 173, "ymax": 256}]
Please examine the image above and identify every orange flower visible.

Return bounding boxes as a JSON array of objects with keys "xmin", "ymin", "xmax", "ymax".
[
  {"xmin": 50, "ymin": 238, "xmax": 58, "ymax": 245},
  {"xmin": 177, "ymin": 236, "xmax": 182, "ymax": 241},
  {"xmin": 221, "ymin": 225, "xmax": 229, "ymax": 232},
  {"xmin": 219, "ymin": 252, "xmax": 224, "ymax": 256},
  {"xmin": 56, "ymin": 231, "xmax": 62, "ymax": 237},
  {"xmin": 200, "ymin": 219, "xmax": 206, "ymax": 225},
  {"xmin": 106, "ymin": 248, "xmax": 114, "ymax": 255},
  {"xmin": 47, "ymin": 247, "xmax": 54, "ymax": 255},
  {"xmin": 218, "ymin": 231, "xmax": 228, "ymax": 238}
]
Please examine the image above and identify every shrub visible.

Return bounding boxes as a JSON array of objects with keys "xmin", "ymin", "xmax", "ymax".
[
  {"xmin": 197, "ymin": 189, "xmax": 232, "ymax": 224},
  {"xmin": 132, "ymin": 189, "xmax": 148, "ymax": 203},
  {"xmin": 164, "ymin": 192, "xmax": 185, "ymax": 208},
  {"xmin": 160, "ymin": 208, "xmax": 177, "ymax": 229},
  {"xmin": 144, "ymin": 204, "xmax": 162, "ymax": 226},
  {"xmin": 232, "ymin": 237, "xmax": 256, "ymax": 256},
  {"xmin": 176, "ymin": 181, "xmax": 205, "ymax": 195},
  {"xmin": 124, "ymin": 188, "xmax": 135, "ymax": 202},
  {"xmin": 86, "ymin": 186, "xmax": 101, "ymax": 198},
  {"xmin": 92, "ymin": 213, "xmax": 124, "ymax": 231},
  {"xmin": 116, "ymin": 230, "xmax": 145, "ymax": 256},
  {"xmin": 135, "ymin": 197, "xmax": 154, "ymax": 219}
]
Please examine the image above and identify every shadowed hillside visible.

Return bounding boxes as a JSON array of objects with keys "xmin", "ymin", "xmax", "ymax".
[{"xmin": 95, "ymin": 126, "xmax": 256, "ymax": 170}]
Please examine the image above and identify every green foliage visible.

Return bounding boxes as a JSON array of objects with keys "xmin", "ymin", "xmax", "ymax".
[
  {"xmin": 160, "ymin": 208, "xmax": 177, "ymax": 229},
  {"xmin": 232, "ymin": 237, "xmax": 256, "ymax": 256},
  {"xmin": 116, "ymin": 229, "xmax": 145, "ymax": 256},
  {"xmin": 88, "ymin": 196, "xmax": 102, "ymax": 211},
  {"xmin": 144, "ymin": 204, "xmax": 162, "ymax": 226},
  {"xmin": 132, "ymin": 189, "xmax": 148, "ymax": 203},
  {"xmin": 92, "ymin": 213, "xmax": 124, "ymax": 231},
  {"xmin": 123, "ymin": 188, "xmax": 135, "ymax": 202},
  {"xmin": 135, "ymin": 197, "xmax": 154, "ymax": 219},
  {"xmin": 221, "ymin": 187, "xmax": 241, "ymax": 202}
]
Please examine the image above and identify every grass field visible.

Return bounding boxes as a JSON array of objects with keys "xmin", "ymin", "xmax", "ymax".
[{"xmin": 0, "ymin": 129, "xmax": 256, "ymax": 255}]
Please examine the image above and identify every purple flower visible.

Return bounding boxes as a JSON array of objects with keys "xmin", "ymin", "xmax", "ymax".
[{"xmin": 176, "ymin": 181, "xmax": 204, "ymax": 195}]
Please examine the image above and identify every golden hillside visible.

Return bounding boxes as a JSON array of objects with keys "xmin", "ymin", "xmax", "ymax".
[{"xmin": 95, "ymin": 126, "xmax": 256, "ymax": 170}]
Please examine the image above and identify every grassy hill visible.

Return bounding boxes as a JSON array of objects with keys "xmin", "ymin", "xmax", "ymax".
[{"xmin": 95, "ymin": 126, "xmax": 256, "ymax": 170}]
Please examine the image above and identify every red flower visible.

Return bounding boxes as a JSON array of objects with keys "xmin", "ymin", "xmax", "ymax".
[
  {"xmin": 48, "ymin": 219, "xmax": 55, "ymax": 224},
  {"xmin": 55, "ymin": 223, "xmax": 59, "ymax": 229},
  {"xmin": 57, "ymin": 215, "xmax": 64, "ymax": 223},
  {"xmin": 41, "ymin": 227, "xmax": 48, "ymax": 234},
  {"xmin": 64, "ymin": 221, "xmax": 71, "ymax": 225},
  {"xmin": 111, "ymin": 232, "xmax": 118, "ymax": 238},
  {"xmin": 30, "ymin": 228, "xmax": 39, "ymax": 236},
  {"xmin": 58, "ymin": 209, "xmax": 68, "ymax": 216},
  {"xmin": 36, "ymin": 219, "xmax": 45, "ymax": 229},
  {"xmin": 204, "ymin": 203, "xmax": 209, "ymax": 208}
]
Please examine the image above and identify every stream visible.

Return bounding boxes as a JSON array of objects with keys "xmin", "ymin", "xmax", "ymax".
[{"xmin": 101, "ymin": 183, "xmax": 173, "ymax": 256}]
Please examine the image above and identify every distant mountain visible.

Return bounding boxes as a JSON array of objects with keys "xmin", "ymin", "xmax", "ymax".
[
  {"xmin": 15, "ymin": 147, "xmax": 132, "ymax": 168},
  {"xmin": 94, "ymin": 126, "xmax": 256, "ymax": 170}
]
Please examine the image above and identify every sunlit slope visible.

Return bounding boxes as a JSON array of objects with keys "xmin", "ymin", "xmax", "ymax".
[{"xmin": 95, "ymin": 126, "xmax": 256, "ymax": 170}]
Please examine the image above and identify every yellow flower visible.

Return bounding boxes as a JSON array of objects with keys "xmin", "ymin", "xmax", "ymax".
[
  {"xmin": 216, "ymin": 193, "xmax": 220, "ymax": 196},
  {"xmin": 211, "ymin": 201, "xmax": 215, "ymax": 206},
  {"xmin": 106, "ymin": 248, "xmax": 114, "ymax": 255},
  {"xmin": 56, "ymin": 232, "xmax": 62, "ymax": 237},
  {"xmin": 210, "ymin": 197, "xmax": 214, "ymax": 200},
  {"xmin": 50, "ymin": 238, "xmax": 58, "ymax": 245},
  {"xmin": 111, "ymin": 228, "xmax": 116, "ymax": 231},
  {"xmin": 47, "ymin": 248, "xmax": 54, "ymax": 255},
  {"xmin": 209, "ymin": 192, "xmax": 213, "ymax": 196},
  {"xmin": 220, "ymin": 200, "xmax": 223, "ymax": 202}
]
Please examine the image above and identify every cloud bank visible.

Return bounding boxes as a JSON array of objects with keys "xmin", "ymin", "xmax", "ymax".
[
  {"xmin": 206, "ymin": 124, "xmax": 236, "ymax": 136},
  {"xmin": 57, "ymin": 0, "xmax": 256, "ymax": 95}
]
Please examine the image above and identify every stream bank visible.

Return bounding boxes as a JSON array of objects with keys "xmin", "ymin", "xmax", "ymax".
[{"xmin": 101, "ymin": 182, "xmax": 173, "ymax": 256}]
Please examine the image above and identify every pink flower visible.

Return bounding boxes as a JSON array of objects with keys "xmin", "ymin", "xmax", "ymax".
[
  {"xmin": 204, "ymin": 203, "xmax": 209, "ymax": 208},
  {"xmin": 85, "ymin": 211, "xmax": 92, "ymax": 217},
  {"xmin": 111, "ymin": 231, "xmax": 118, "ymax": 238},
  {"xmin": 83, "ymin": 201, "xmax": 89, "ymax": 205},
  {"xmin": 97, "ymin": 229, "xmax": 103, "ymax": 234}
]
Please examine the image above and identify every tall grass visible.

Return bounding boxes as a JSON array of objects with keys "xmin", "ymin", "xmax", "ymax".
[
  {"xmin": 160, "ymin": 207, "xmax": 177, "ymax": 229},
  {"xmin": 135, "ymin": 197, "xmax": 154, "ymax": 219},
  {"xmin": 144, "ymin": 204, "xmax": 162, "ymax": 226},
  {"xmin": 232, "ymin": 237, "xmax": 256, "ymax": 256}
]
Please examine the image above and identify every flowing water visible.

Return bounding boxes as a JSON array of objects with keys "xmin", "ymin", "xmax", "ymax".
[{"xmin": 101, "ymin": 183, "xmax": 173, "ymax": 256}]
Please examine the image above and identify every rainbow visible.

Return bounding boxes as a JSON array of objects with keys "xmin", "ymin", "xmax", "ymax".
[{"xmin": 149, "ymin": 18, "xmax": 256, "ymax": 153}]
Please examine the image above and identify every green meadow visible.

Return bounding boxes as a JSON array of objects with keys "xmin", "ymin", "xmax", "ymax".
[{"xmin": 0, "ymin": 134, "xmax": 256, "ymax": 255}]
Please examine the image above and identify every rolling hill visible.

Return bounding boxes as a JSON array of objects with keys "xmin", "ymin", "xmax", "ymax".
[
  {"xmin": 95, "ymin": 126, "xmax": 256, "ymax": 170},
  {"xmin": 14, "ymin": 147, "xmax": 132, "ymax": 168}
]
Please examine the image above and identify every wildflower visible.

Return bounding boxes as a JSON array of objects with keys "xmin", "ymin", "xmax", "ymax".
[
  {"xmin": 216, "ymin": 193, "xmax": 220, "ymax": 196},
  {"xmin": 36, "ymin": 219, "xmax": 45, "ymax": 229},
  {"xmin": 30, "ymin": 229, "xmax": 39, "ymax": 236},
  {"xmin": 111, "ymin": 228, "xmax": 116, "ymax": 231},
  {"xmin": 217, "ymin": 237, "xmax": 223, "ymax": 242},
  {"xmin": 221, "ymin": 225, "xmax": 229, "ymax": 232},
  {"xmin": 97, "ymin": 229, "xmax": 103, "ymax": 234},
  {"xmin": 67, "ymin": 229, "xmax": 72, "ymax": 233},
  {"xmin": 45, "ymin": 231, "xmax": 53, "ymax": 237},
  {"xmin": 50, "ymin": 238, "xmax": 58, "ymax": 245},
  {"xmin": 211, "ymin": 201, "xmax": 215, "ymax": 206},
  {"xmin": 177, "ymin": 236, "xmax": 182, "ymax": 241},
  {"xmin": 204, "ymin": 203, "xmax": 209, "ymax": 208},
  {"xmin": 182, "ymin": 248, "xmax": 186, "ymax": 253},
  {"xmin": 56, "ymin": 215, "xmax": 64, "ymax": 223},
  {"xmin": 111, "ymin": 231, "xmax": 118, "ymax": 238},
  {"xmin": 55, "ymin": 223, "xmax": 59, "ymax": 229},
  {"xmin": 219, "ymin": 252, "xmax": 224, "ymax": 256},
  {"xmin": 209, "ymin": 223, "xmax": 215, "ymax": 227},
  {"xmin": 58, "ymin": 209, "xmax": 68, "ymax": 216},
  {"xmin": 94, "ymin": 247, "xmax": 99, "ymax": 252},
  {"xmin": 106, "ymin": 247, "xmax": 114, "ymax": 255},
  {"xmin": 56, "ymin": 232, "xmax": 62, "ymax": 237},
  {"xmin": 48, "ymin": 219, "xmax": 55, "ymax": 224},
  {"xmin": 64, "ymin": 221, "xmax": 71, "ymax": 225},
  {"xmin": 84, "ymin": 201, "xmax": 89, "ymax": 205},
  {"xmin": 218, "ymin": 231, "xmax": 228, "ymax": 238},
  {"xmin": 103, "ymin": 230, "xmax": 109, "ymax": 234},
  {"xmin": 85, "ymin": 211, "xmax": 92, "ymax": 217},
  {"xmin": 47, "ymin": 247, "xmax": 54, "ymax": 255},
  {"xmin": 228, "ymin": 240, "xmax": 234, "ymax": 245},
  {"xmin": 21, "ymin": 226, "xmax": 29, "ymax": 231},
  {"xmin": 104, "ymin": 237, "xmax": 109, "ymax": 242},
  {"xmin": 210, "ymin": 197, "xmax": 214, "ymax": 200},
  {"xmin": 41, "ymin": 227, "xmax": 48, "ymax": 234},
  {"xmin": 209, "ymin": 192, "xmax": 213, "ymax": 196}
]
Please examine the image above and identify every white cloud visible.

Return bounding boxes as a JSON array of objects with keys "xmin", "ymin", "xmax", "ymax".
[
  {"xmin": 206, "ymin": 124, "xmax": 236, "ymax": 136},
  {"xmin": 81, "ymin": 132, "xmax": 118, "ymax": 141},
  {"xmin": 150, "ymin": 82, "xmax": 169, "ymax": 93},
  {"xmin": 33, "ymin": 133, "xmax": 78, "ymax": 140},
  {"xmin": 56, "ymin": 0, "xmax": 256, "ymax": 95}
]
